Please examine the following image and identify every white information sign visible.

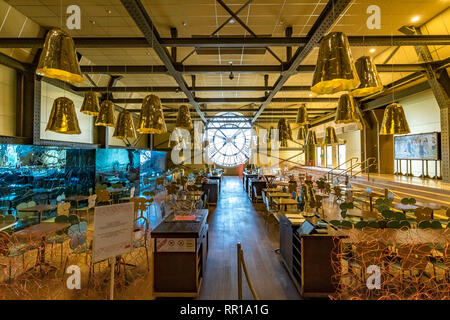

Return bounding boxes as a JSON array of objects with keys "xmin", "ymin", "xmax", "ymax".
[
  {"xmin": 93, "ymin": 202, "xmax": 134, "ymax": 263},
  {"xmin": 156, "ymin": 238, "xmax": 196, "ymax": 252}
]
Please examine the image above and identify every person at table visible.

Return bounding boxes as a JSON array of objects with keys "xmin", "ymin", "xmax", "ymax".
[{"xmin": 298, "ymin": 175, "xmax": 316, "ymax": 211}]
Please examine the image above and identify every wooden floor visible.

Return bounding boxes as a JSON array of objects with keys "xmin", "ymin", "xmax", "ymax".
[{"xmin": 198, "ymin": 176, "xmax": 300, "ymax": 300}]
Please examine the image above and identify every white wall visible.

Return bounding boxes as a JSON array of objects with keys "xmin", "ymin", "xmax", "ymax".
[
  {"xmin": 40, "ymin": 81, "xmax": 94, "ymax": 144},
  {"xmin": 0, "ymin": 64, "xmax": 16, "ymax": 136}
]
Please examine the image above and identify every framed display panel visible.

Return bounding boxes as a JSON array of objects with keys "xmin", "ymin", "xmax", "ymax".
[{"xmin": 394, "ymin": 132, "xmax": 441, "ymax": 161}]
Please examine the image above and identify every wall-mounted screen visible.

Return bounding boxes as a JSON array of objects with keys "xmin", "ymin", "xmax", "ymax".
[{"xmin": 394, "ymin": 132, "xmax": 440, "ymax": 160}]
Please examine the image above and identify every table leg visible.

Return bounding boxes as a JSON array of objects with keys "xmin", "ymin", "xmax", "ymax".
[
  {"xmin": 37, "ymin": 211, "xmax": 42, "ymax": 224},
  {"xmin": 369, "ymin": 197, "xmax": 373, "ymax": 212}
]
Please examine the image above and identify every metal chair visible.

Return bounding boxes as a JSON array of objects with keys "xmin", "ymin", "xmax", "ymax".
[
  {"xmin": 75, "ymin": 195, "xmax": 97, "ymax": 224},
  {"xmin": 96, "ymin": 189, "xmax": 113, "ymax": 206}
]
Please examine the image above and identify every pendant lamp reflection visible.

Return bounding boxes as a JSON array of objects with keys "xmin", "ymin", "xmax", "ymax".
[
  {"xmin": 296, "ymin": 104, "xmax": 308, "ymax": 125},
  {"xmin": 351, "ymin": 56, "xmax": 383, "ymax": 97},
  {"xmin": 113, "ymin": 110, "xmax": 136, "ymax": 139},
  {"xmin": 335, "ymin": 93, "xmax": 360, "ymax": 124},
  {"xmin": 380, "ymin": 103, "xmax": 410, "ymax": 135},
  {"xmin": 305, "ymin": 130, "xmax": 318, "ymax": 146},
  {"xmin": 268, "ymin": 126, "xmax": 275, "ymax": 142},
  {"xmin": 324, "ymin": 127, "xmax": 338, "ymax": 145},
  {"xmin": 80, "ymin": 91, "xmax": 100, "ymax": 116},
  {"xmin": 137, "ymin": 94, "xmax": 167, "ymax": 134},
  {"xmin": 296, "ymin": 126, "xmax": 307, "ymax": 141},
  {"xmin": 45, "ymin": 97, "xmax": 81, "ymax": 134},
  {"xmin": 95, "ymin": 100, "xmax": 116, "ymax": 127},
  {"xmin": 175, "ymin": 105, "xmax": 193, "ymax": 130},
  {"xmin": 277, "ymin": 118, "xmax": 292, "ymax": 147},
  {"xmin": 36, "ymin": 29, "xmax": 84, "ymax": 84},
  {"xmin": 311, "ymin": 32, "xmax": 360, "ymax": 95}
]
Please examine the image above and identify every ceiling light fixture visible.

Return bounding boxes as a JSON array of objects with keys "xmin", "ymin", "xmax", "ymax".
[
  {"xmin": 411, "ymin": 16, "xmax": 420, "ymax": 23},
  {"xmin": 369, "ymin": 48, "xmax": 376, "ymax": 53}
]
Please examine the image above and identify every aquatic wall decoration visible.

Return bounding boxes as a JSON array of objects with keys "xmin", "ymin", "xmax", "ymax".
[{"xmin": 140, "ymin": 150, "xmax": 167, "ymax": 193}]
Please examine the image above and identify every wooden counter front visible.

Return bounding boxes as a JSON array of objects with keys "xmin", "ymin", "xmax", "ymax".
[{"xmin": 151, "ymin": 209, "xmax": 209, "ymax": 297}]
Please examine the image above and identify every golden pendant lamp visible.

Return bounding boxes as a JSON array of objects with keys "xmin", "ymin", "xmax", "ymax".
[
  {"xmin": 175, "ymin": 105, "xmax": 193, "ymax": 130},
  {"xmin": 95, "ymin": 100, "xmax": 116, "ymax": 127},
  {"xmin": 277, "ymin": 118, "xmax": 292, "ymax": 147},
  {"xmin": 311, "ymin": 32, "xmax": 360, "ymax": 95},
  {"xmin": 80, "ymin": 91, "xmax": 100, "ymax": 116},
  {"xmin": 45, "ymin": 97, "xmax": 81, "ymax": 134},
  {"xmin": 305, "ymin": 130, "xmax": 318, "ymax": 146},
  {"xmin": 296, "ymin": 104, "xmax": 308, "ymax": 125},
  {"xmin": 335, "ymin": 93, "xmax": 360, "ymax": 124},
  {"xmin": 296, "ymin": 126, "xmax": 307, "ymax": 141},
  {"xmin": 137, "ymin": 94, "xmax": 167, "ymax": 134},
  {"xmin": 380, "ymin": 103, "xmax": 410, "ymax": 135},
  {"xmin": 351, "ymin": 56, "xmax": 383, "ymax": 97},
  {"xmin": 36, "ymin": 29, "xmax": 84, "ymax": 84},
  {"xmin": 113, "ymin": 110, "xmax": 137, "ymax": 139},
  {"xmin": 324, "ymin": 127, "xmax": 339, "ymax": 145}
]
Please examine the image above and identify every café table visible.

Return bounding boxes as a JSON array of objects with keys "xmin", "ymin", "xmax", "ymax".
[
  {"xmin": 394, "ymin": 203, "xmax": 418, "ymax": 214},
  {"xmin": 415, "ymin": 202, "xmax": 444, "ymax": 220},
  {"xmin": 353, "ymin": 191, "xmax": 384, "ymax": 212},
  {"xmin": 0, "ymin": 221, "xmax": 17, "ymax": 232},
  {"xmin": 273, "ymin": 198, "xmax": 299, "ymax": 211},
  {"xmin": 65, "ymin": 195, "xmax": 90, "ymax": 209},
  {"xmin": 15, "ymin": 222, "xmax": 70, "ymax": 275},
  {"xmin": 20, "ymin": 204, "xmax": 57, "ymax": 224},
  {"xmin": 267, "ymin": 192, "xmax": 292, "ymax": 205},
  {"xmin": 265, "ymin": 188, "xmax": 282, "ymax": 193},
  {"xmin": 107, "ymin": 187, "xmax": 129, "ymax": 203}
]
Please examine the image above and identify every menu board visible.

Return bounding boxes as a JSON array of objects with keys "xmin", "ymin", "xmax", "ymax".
[
  {"xmin": 394, "ymin": 132, "xmax": 440, "ymax": 160},
  {"xmin": 93, "ymin": 202, "xmax": 134, "ymax": 263}
]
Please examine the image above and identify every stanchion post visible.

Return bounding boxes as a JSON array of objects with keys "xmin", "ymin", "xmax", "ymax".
[{"xmin": 237, "ymin": 243, "xmax": 242, "ymax": 300}]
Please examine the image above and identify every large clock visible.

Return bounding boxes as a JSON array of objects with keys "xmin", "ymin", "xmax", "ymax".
[{"xmin": 204, "ymin": 112, "xmax": 252, "ymax": 168}]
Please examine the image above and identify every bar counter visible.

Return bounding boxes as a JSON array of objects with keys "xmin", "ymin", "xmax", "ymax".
[{"xmin": 151, "ymin": 209, "xmax": 209, "ymax": 297}]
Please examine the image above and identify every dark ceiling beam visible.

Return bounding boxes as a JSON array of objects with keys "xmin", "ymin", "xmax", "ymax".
[
  {"xmin": 79, "ymin": 63, "xmax": 426, "ymax": 74},
  {"xmin": 252, "ymin": 0, "xmax": 353, "ymax": 123},
  {"xmin": 111, "ymin": 97, "xmax": 339, "ymax": 104},
  {"xmin": 129, "ymin": 107, "xmax": 334, "ymax": 113},
  {"xmin": 72, "ymin": 85, "xmax": 311, "ymax": 92},
  {"xmin": 120, "ymin": 0, "xmax": 207, "ymax": 123},
  {"xmin": 2, "ymin": 35, "xmax": 449, "ymax": 48}
]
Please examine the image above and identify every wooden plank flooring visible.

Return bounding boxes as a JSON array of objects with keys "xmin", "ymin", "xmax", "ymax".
[{"xmin": 198, "ymin": 176, "xmax": 300, "ymax": 300}]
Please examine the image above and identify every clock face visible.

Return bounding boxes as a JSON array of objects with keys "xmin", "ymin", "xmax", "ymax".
[{"xmin": 205, "ymin": 112, "xmax": 252, "ymax": 168}]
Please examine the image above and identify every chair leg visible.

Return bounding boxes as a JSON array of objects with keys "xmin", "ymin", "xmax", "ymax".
[{"xmin": 8, "ymin": 258, "xmax": 12, "ymax": 282}]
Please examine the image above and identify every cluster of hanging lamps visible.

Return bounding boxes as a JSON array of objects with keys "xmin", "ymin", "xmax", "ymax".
[
  {"xmin": 80, "ymin": 91, "xmax": 100, "ymax": 116},
  {"xmin": 379, "ymin": 103, "xmax": 410, "ymax": 135},
  {"xmin": 296, "ymin": 126, "xmax": 307, "ymax": 141},
  {"xmin": 335, "ymin": 93, "xmax": 360, "ymax": 124},
  {"xmin": 38, "ymin": 29, "xmax": 84, "ymax": 134},
  {"xmin": 113, "ymin": 110, "xmax": 137, "ymax": 140},
  {"xmin": 95, "ymin": 100, "xmax": 116, "ymax": 127},
  {"xmin": 351, "ymin": 56, "xmax": 383, "ymax": 97},
  {"xmin": 45, "ymin": 97, "xmax": 81, "ymax": 134},
  {"xmin": 137, "ymin": 94, "xmax": 167, "ymax": 134},
  {"xmin": 277, "ymin": 118, "xmax": 292, "ymax": 147},
  {"xmin": 311, "ymin": 32, "xmax": 360, "ymax": 95},
  {"xmin": 296, "ymin": 104, "xmax": 308, "ymax": 125},
  {"xmin": 324, "ymin": 127, "xmax": 339, "ymax": 145},
  {"xmin": 305, "ymin": 130, "xmax": 318, "ymax": 146},
  {"xmin": 36, "ymin": 28, "xmax": 84, "ymax": 84}
]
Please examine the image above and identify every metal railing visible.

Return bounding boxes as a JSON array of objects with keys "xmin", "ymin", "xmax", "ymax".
[
  {"xmin": 237, "ymin": 243, "xmax": 259, "ymax": 300},
  {"xmin": 326, "ymin": 157, "xmax": 359, "ymax": 181},
  {"xmin": 332, "ymin": 157, "xmax": 377, "ymax": 184}
]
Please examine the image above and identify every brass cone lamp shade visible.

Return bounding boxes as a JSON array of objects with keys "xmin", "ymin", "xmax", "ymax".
[
  {"xmin": 80, "ymin": 91, "xmax": 100, "ymax": 116},
  {"xmin": 45, "ymin": 97, "xmax": 81, "ymax": 135},
  {"xmin": 175, "ymin": 105, "xmax": 193, "ymax": 130},
  {"xmin": 137, "ymin": 94, "xmax": 167, "ymax": 134},
  {"xmin": 380, "ymin": 103, "xmax": 410, "ymax": 135},
  {"xmin": 324, "ymin": 127, "xmax": 338, "ymax": 145},
  {"xmin": 351, "ymin": 56, "xmax": 383, "ymax": 97},
  {"xmin": 36, "ymin": 29, "xmax": 84, "ymax": 84},
  {"xmin": 311, "ymin": 32, "xmax": 360, "ymax": 95},
  {"xmin": 296, "ymin": 104, "xmax": 308, "ymax": 125},
  {"xmin": 95, "ymin": 100, "xmax": 116, "ymax": 127},
  {"xmin": 305, "ymin": 130, "xmax": 318, "ymax": 146},
  {"xmin": 296, "ymin": 126, "xmax": 307, "ymax": 141},
  {"xmin": 113, "ymin": 110, "xmax": 136, "ymax": 139},
  {"xmin": 335, "ymin": 93, "xmax": 359, "ymax": 124},
  {"xmin": 277, "ymin": 118, "xmax": 292, "ymax": 147}
]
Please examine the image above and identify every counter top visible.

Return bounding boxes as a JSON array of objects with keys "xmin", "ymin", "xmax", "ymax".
[{"xmin": 151, "ymin": 209, "xmax": 208, "ymax": 238}]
